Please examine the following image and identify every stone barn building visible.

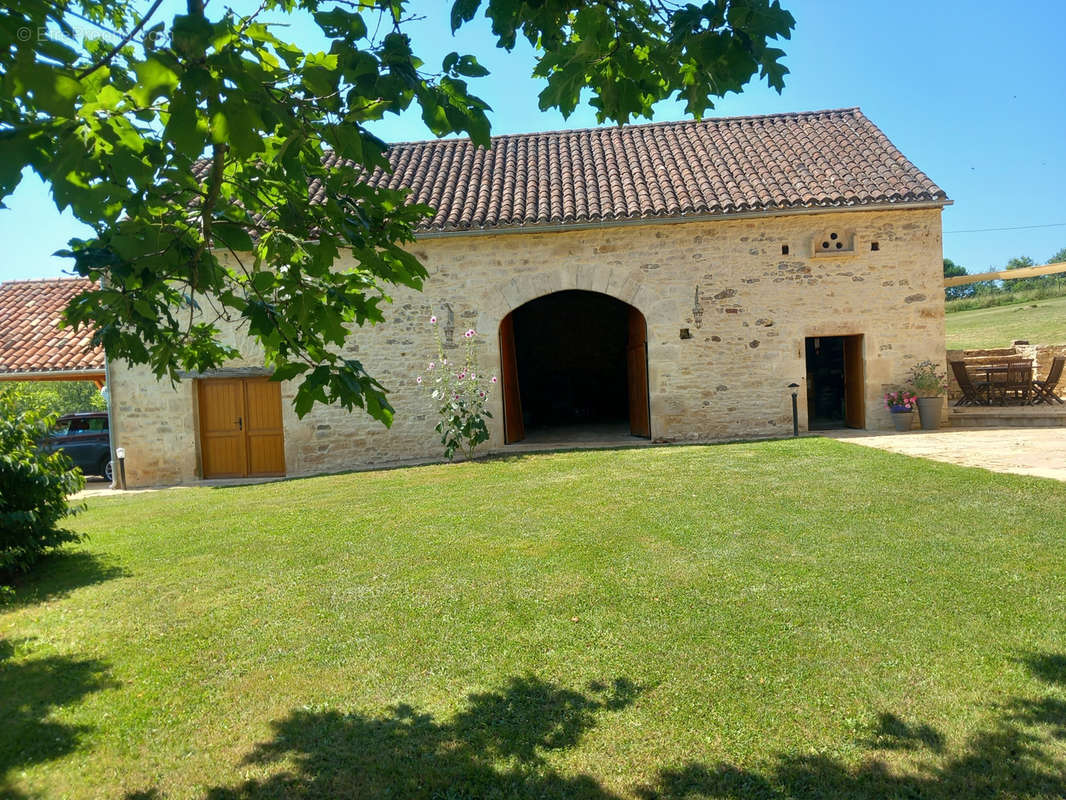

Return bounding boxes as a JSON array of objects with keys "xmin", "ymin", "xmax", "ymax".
[{"xmin": 106, "ymin": 107, "xmax": 950, "ymax": 486}]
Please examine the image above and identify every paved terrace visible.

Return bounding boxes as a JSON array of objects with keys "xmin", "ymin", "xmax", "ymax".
[{"xmin": 829, "ymin": 427, "xmax": 1066, "ymax": 482}]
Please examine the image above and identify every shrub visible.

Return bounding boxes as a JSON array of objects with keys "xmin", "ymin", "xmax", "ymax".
[
  {"xmin": 418, "ymin": 315, "xmax": 495, "ymax": 460},
  {"xmin": 945, "ymin": 283, "xmax": 1066, "ymax": 313},
  {"xmin": 0, "ymin": 389, "xmax": 85, "ymax": 586}
]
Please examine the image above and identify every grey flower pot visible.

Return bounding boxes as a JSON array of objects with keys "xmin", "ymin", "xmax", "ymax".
[
  {"xmin": 891, "ymin": 411, "xmax": 913, "ymax": 432},
  {"xmin": 916, "ymin": 397, "xmax": 942, "ymax": 430}
]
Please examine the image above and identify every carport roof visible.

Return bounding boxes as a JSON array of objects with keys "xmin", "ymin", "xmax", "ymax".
[{"xmin": 0, "ymin": 278, "xmax": 104, "ymax": 377}]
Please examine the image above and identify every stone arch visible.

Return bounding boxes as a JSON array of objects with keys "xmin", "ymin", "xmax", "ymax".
[
  {"xmin": 477, "ymin": 264, "xmax": 654, "ymax": 335},
  {"xmin": 496, "ymin": 286, "xmax": 651, "ymax": 445}
]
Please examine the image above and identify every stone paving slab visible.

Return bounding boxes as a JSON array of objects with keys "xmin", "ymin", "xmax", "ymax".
[{"xmin": 827, "ymin": 427, "xmax": 1066, "ymax": 482}]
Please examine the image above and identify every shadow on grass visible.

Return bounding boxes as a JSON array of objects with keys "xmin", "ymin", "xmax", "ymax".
[
  {"xmin": 640, "ymin": 652, "xmax": 1066, "ymax": 800},
  {"xmin": 1022, "ymin": 651, "xmax": 1066, "ymax": 687},
  {"xmin": 154, "ymin": 654, "xmax": 1066, "ymax": 800},
  {"xmin": 0, "ymin": 638, "xmax": 116, "ymax": 799},
  {"xmin": 194, "ymin": 675, "xmax": 642, "ymax": 799},
  {"xmin": 5, "ymin": 550, "xmax": 129, "ymax": 608}
]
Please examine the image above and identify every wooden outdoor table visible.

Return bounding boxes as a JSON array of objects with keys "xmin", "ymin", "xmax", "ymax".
[{"xmin": 977, "ymin": 361, "xmax": 1034, "ymax": 405}]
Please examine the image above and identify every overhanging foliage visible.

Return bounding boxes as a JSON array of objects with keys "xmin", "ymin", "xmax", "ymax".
[{"xmin": 1, "ymin": 0, "xmax": 794, "ymax": 420}]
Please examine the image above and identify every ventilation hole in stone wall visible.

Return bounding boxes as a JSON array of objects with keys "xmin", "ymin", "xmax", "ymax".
[
  {"xmin": 781, "ymin": 244, "xmax": 789, "ymax": 255},
  {"xmin": 871, "ymin": 241, "xmax": 880, "ymax": 251},
  {"xmin": 814, "ymin": 231, "xmax": 855, "ymax": 255},
  {"xmin": 680, "ymin": 328, "xmax": 692, "ymax": 340}
]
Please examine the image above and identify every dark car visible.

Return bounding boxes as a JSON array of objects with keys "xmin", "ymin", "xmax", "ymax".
[{"xmin": 47, "ymin": 411, "xmax": 112, "ymax": 482}]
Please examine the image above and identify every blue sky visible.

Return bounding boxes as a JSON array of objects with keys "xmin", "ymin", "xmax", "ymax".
[{"xmin": 2, "ymin": 0, "xmax": 1064, "ymax": 282}]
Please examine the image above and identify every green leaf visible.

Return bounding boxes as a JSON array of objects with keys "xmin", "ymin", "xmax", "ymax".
[
  {"xmin": 270, "ymin": 361, "xmax": 308, "ymax": 382},
  {"xmin": 165, "ymin": 92, "xmax": 204, "ymax": 158},
  {"xmin": 450, "ymin": 0, "xmax": 481, "ymax": 32},
  {"xmin": 314, "ymin": 8, "xmax": 367, "ymax": 40},
  {"xmin": 455, "ymin": 54, "xmax": 490, "ymax": 78},
  {"xmin": 171, "ymin": 14, "xmax": 215, "ymax": 58},
  {"xmin": 130, "ymin": 57, "xmax": 179, "ymax": 106},
  {"xmin": 214, "ymin": 224, "xmax": 255, "ymax": 253},
  {"xmin": 219, "ymin": 100, "xmax": 264, "ymax": 156}
]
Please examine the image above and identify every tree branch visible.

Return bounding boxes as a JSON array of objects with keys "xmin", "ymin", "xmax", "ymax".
[
  {"xmin": 76, "ymin": 0, "xmax": 166, "ymax": 81},
  {"xmin": 195, "ymin": 143, "xmax": 228, "ymax": 264}
]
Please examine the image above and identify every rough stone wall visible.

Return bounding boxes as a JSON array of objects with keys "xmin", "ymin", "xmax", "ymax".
[
  {"xmin": 1016, "ymin": 344, "xmax": 1066, "ymax": 378},
  {"xmin": 110, "ymin": 207, "xmax": 945, "ymax": 486}
]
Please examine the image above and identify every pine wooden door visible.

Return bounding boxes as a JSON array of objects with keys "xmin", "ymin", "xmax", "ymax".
[
  {"xmin": 244, "ymin": 379, "xmax": 286, "ymax": 475},
  {"xmin": 198, "ymin": 378, "xmax": 286, "ymax": 478},
  {"xmin": 626, "ymin": 308, "xmax": 651, "ymax": 438}
]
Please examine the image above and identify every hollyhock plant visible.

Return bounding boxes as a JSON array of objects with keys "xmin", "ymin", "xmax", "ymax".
[{"xmin": 419, "ymin": 313, "xmax": 496, "ymax": 460}]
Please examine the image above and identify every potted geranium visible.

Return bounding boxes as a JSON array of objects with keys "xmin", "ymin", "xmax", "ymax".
[
  {"xmin": 908, "ymin": 360, "xmax": 947, "ymax": 430},
  {"xmin": 884, "ymin": 389, "xmax": 917, "ymax": 431}
]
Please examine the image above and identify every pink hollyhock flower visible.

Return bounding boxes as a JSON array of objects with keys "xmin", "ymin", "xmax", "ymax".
[
  {"xmin": 458, "ymin": 372, "xmax": 466, "ymax": 380},
  {"xmin": 464, "ymin": 329, "xmax": 475, "ymax": 338},
  {"xmin": 428, "ymin": 362, "xmax": 435, "ymax": 369},
  {"xmin": 430, "ymin": 315, "xmax": 437, "ymax": 324},
  {"xmin": 416, "ymin": 376, "xmax": 422, "ymax": 384},
  {"xmin": 490, "ymin": 376, "xmax": 497, "ymax": 384}
]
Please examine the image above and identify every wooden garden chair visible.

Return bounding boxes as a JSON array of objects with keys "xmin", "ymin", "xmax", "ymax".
[
  {"xmin": 994, "ymin": 360, "xmax": 1033, "ymax": 405},
  {"xmin": 1032, "ymin": 356, "xmax": 1065, "ymax": 405},
  {"xmin": 949, "ymin": 360, "xmax": 989, "ymax": 406}
]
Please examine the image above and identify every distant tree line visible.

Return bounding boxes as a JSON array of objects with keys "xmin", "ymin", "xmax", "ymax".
[
  {"xmin": 0, "ymin": 381, "xmax": 106, "ymax": 419},
  {"xmin": 944, "ymin": 246, "xmax": 1066, "ymax": 307}
]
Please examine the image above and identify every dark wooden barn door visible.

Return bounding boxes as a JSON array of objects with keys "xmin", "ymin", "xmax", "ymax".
[
  {"xmin": 499, "ymin": 314, "xmax": 525, "ymax": 443},
  {"xmin": 843, "ymin": 335, "xmax": 865, "ymax": 429},
  {"xmin": 626, "ymin": 307, "xmax": 651, "ymax": 438},
  {"xmin": 198, "ymin": 378, "xmax": 286, "ymax": 478}
]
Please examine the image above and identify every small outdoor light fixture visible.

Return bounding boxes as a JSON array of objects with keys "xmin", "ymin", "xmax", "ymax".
[
  {"xmin": 787, "ymin": 383, "xmax": 800, "ymax": 437},
  {"xmin": 115, "ymin": 447, "xmax": 127, "ymax": 490}
]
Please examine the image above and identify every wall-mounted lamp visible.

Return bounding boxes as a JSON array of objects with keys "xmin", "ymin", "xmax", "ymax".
[
  {"xmin": 692, "ymin": 285, "xmax": 704, "ymax": 329},
  {"xmin": 115, "ymin": 447, "xmax": 127, "ymax": 490},
  {"xmin": 787, "ymin": 383, "xmax": 800, "ymax": 437}
]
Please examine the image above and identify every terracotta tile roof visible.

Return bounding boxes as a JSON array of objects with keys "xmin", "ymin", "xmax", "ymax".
[
  {"xmin": 0, "ymin": 278, "xmax": 104, "ymax": 376},
  {"xmin": 195, "ymin": 108, "xmax": 945, "ymax": 235},
  {"xmin": 344, "ymin": 107, "xmax": 946, "ymax": 233}
]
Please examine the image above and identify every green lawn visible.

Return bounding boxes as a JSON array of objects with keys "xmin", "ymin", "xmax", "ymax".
[
  {"xmin": 945, "ymin": 293, "xmax": 1066, "ymax": 349},
  {"xmin": 3, "ymin": 439, "xmax": 1066, "ymax": 799}
]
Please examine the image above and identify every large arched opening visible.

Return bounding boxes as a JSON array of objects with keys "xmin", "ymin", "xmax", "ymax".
[{"xmin": 498, "ymin": 290, "xmax": 650, "ymax": 444}]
